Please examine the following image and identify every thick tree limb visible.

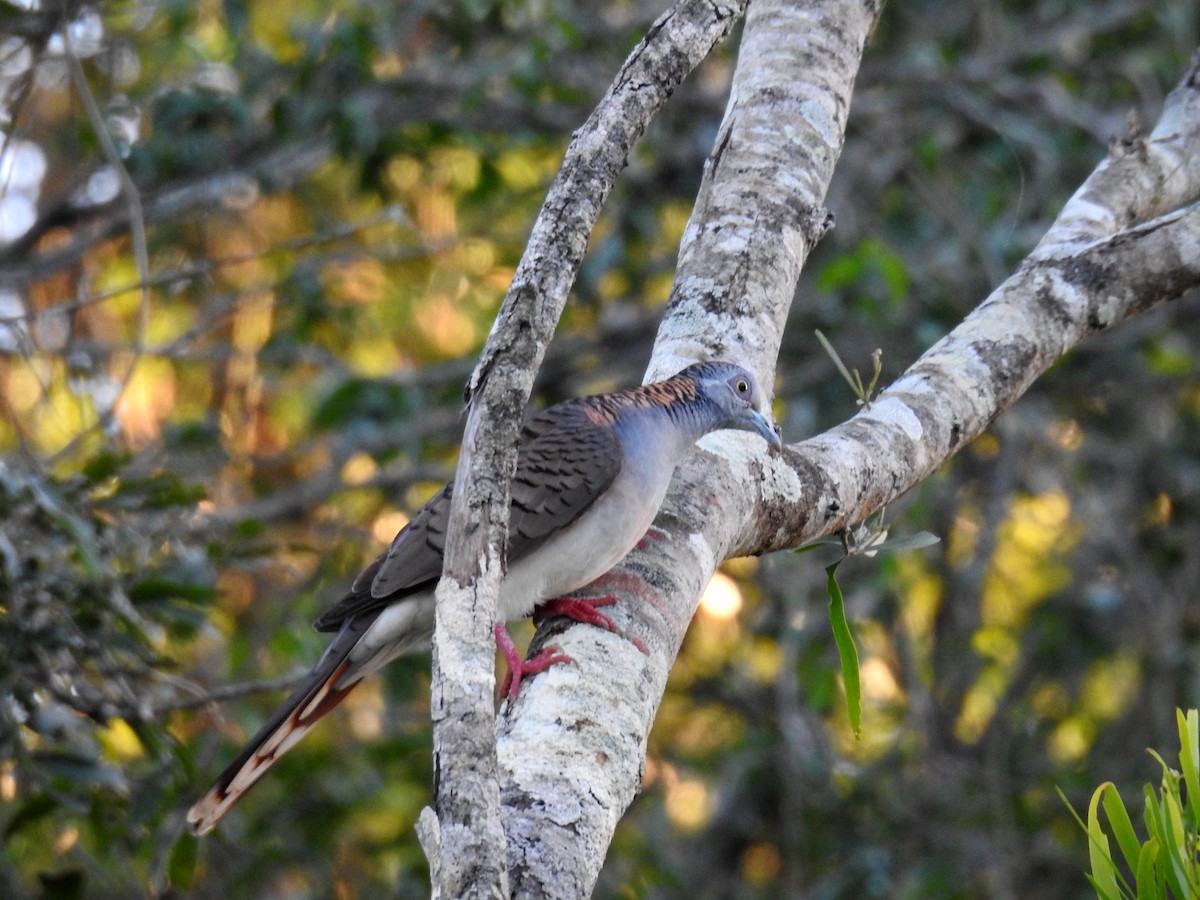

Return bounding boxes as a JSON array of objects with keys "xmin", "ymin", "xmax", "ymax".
[
  {"xmin": 495, "ymin": 2, "xmax": 880, "ymax": 895},
  {"xmin": 423, "ymin": 2, "xmax": 747, "ymax": 896},
  {"xmin": 493, "ymin": 12, "xmax": 1200, "ymax": 899},
  {"xmin": 750, "ymin": 199, "xmax": 1200, "ymax": 557}
]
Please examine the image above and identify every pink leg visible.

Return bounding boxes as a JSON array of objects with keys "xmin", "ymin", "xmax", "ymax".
[
  {"xmin": 494, "ymin": 622, "xmax": 572, "ymax": 701},
  {"xmin": 534, "ymin": 596, "xmax": 648, "ymax": 655}
]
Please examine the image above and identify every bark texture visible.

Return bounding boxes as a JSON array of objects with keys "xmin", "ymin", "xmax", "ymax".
[
  {"xmin": 493, "ymin": 16, "xmax": 1200, "ymax": 900},
  {"xmin": 496, "ymin": 1, "xmax": 881, "ymax": 895},
  {"xmin": 424, "ymin": 2, "xmax": 747, "ymax": 896}
]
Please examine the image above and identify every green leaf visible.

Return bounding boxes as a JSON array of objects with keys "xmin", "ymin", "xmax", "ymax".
[
  {"xmin": 794, "ymin": 538, "xmax": 845, "ymax": 555},
  {"xmin": 168, "ymin": 830, "xmax": 199, "ymax": 890},
  {"xmin": 825, "ymin": 561, "xmax": 862, "ymax": 737},
  {"xmin": 129, "ymin": 577, "xmax": 217, "ymax": 603},
  {"xmin": 81, "ymin": 450, "xmax": 129, "ymax": 483},
  {"xmin": 1134, "ymin": 838, "xmax": 1160, "ymax": 900},
  {"xmin": 3, "ymin": 793, "xmax": 58, "ymax": 839},
  {"xmin": 1087, "ymin": 783, "xmax": 1120, "ymax": 900},
  {"xmin": 815, "ymin": 330, "xmax": 861, "ymax": 399},
  {"xmin": 1176, "ymin": 709, "xmax": 1200, "ymax": 833},
  {"xmin": 1100, "ymin": 783, "xmax": 1142, "ymax": 876},
  {"xmin": 862, "ymin": 531, "xmax": 941, "ymax": 556}
]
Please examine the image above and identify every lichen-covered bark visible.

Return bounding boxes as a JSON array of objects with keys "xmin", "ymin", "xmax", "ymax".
[
  {"xmin": 424, "ymin": 1, "xmax": 748, "ymax": 896},
  {"xmin": 494, "ymin": 1, "xmax": 880, "ymax": 895},
  {"xmin": 491, "ymin": 17, "xmax": 1200, "ymax": 900},
  {"xmin": 648, "ymin": 0, "xmax": 877, "ymax": 391}
]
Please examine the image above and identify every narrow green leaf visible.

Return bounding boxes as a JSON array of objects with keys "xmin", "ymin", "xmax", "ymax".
[
  {"xmin": 1100, "ymin": 783, "xmax": 1142, "ymax": 875},
  {"xmin": 1134, "ymin": 839, "xmax": 1159, "ymax": 900},
  {"xmin": 1143, "ymin": 766, "xmax": 1188, "ymax": 900},
  {"xmin": 825, "ymin": 561, "xmax": 861, "ymax": 736},
  {"xmin": 1088, "ymin": 783, "xmax": 1120, "ymax": 900},
  {"xmin": 794, "ymin": 538, "xmax": 845, "ymax": 555},
  {"xmin": 864, "ymin": 531, "xmax": 941, "ymax": 555},
  {"xmin": 1163, "ymin": 781, "xmax": 1185, "ymax": 854},
  {"xmin": 815, "ymin": 330, "xmax": 861, "ymax": 398},
  {"xmin": 1176, "ymin": 709, "xmax": 1200, "ymax": 833}
]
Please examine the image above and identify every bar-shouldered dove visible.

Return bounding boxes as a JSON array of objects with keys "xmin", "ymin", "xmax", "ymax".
[{"xmin": 187, "ymin": 361, "xmax": 780, "ymax": 835}]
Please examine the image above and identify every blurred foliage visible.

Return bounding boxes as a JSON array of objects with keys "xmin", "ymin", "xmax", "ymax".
[{"xmin": 0, "ymin": 0, "xmax": 1198, "ymax": 898}]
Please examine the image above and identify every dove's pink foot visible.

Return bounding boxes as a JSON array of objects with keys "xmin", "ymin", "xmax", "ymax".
[
  {"xmin": 495, "ymin": 622, "xmax": 571, "ymax": 700},
  {"xmin": 534, "ymin": 596, "xmax": 649, "ymax": 655}
]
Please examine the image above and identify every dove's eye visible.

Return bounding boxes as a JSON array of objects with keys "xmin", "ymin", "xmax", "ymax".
[{"xmin": 734, "ymin": 378, "xmax": 750, "ymax": 396}]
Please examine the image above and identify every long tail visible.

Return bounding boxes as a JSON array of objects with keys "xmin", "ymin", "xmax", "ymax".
[{"xmin": 186, "ymin": 615, "xmax": 375, "ymax": 836}]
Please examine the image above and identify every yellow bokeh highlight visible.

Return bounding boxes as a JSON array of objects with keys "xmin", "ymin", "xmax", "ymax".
[
  {"xmin": 1147, "ymin": 492, "xmax": 1172, "ymax": 526},
  {"xmin": 644, "ymin": 270, "xmax": 675, "ymax": 305},
  {"xmin": 955, "ymin": 491, "xmax": 1082, "ymax": 743},
  {"xmin": 372, "ymin": 510, "xmax": 410, "ymax": 545},
  {"xmin": 1031, "ymin": 682, "xmax": 1071, "ymax": 719},
  {"xmin": 657, "ymin": 201, "xmax": 693, "ymax": 247},
  {"xmin": 231, "ymin": 293, "xmax": 276, "ymax": 353},
  {"xmin": 0, "ymin": 761, "xmax": 15, "ymax": 802},
  {"xmin": 955, "ymin": 680, "xmax": 1000, "ymax": 745},
  {"xmin": 325, "ymin": 258, "xmax": 388, "ymax": 305},
  {"xmin": 1049, "ymin": 418, "xmax": 1084, "ymax": 451},
  {"xmin": 495, "ymin": 148, "xmax": 547, "ymax": 190},
  {"xmin": 970, "ymin": 625, "xmax": 1019, "ymax": 667},
  {"xmin": 972, "ymin": 432, "xmax": 1001, "ymax": 460},
  {"xmin": 895, "ymin": 553, "xmax": 941, "ymax": 685},
  {"xmin": 345, "ymin": 679, "xmax": 385, "ymax": 741},
  {"xmin": 740, "ymin": 636, "xmax": 783, "ymax": 685},
  {"xmin": 597, "ymin": 270, "xmax": 629, "ymax": 302},
  {"xmin": 344, "ymin": 336, "xmax": 404, "ymax": 377},
  {"xmin": 385, "ymin": 157, "xmax": 422, "ymax": 193},
  {"xmin": 982, "ymin": 491, "xmax": 1077, "ymax": 628},
  {"xmin": 1081, "ymin": 653, "xmax": 1140, "ymax": 721},
  {"xmin": 699, "ymin": 572, "xmax": 743, "ymax": 620},
  {"xmin": 54, "ymin": 826, "xmax": 79, "ymax": 854},
  {"xmin": 1048, "ymin": 714, "xmax": 1097, "ymax": 764},
  {"xmin": 413, "ymin": 192, "xmax": 457, "ymax": 240},
  {"xmin": 98, "ymin": 719, "xmax": 144, "ymax": 761},
  {"xmin": 860, "ymin": 656, "xmax": 901, "ymax": 702},
  {"xmin": 116, "ymin": 356, "xmax": 177, "ymax": 446},
  {"xmin": 6, "ymin": 359, "xmax": 45, "ymax": 415},
  {"xmin": 741, "ymin": 843, "xmax": 783, "ymax": 886},
  {"xmin": 93, "ymin": 257, "xmax": 143, "ymax": 321},
  {"xmin": 414, "ymin": 292, "xmax": 477, "ymax": 357},
  {"xmin": 145, "ymin": 302, "xmax": 193, "ymax": 347},
  {"xmin": 430, "ymin": 146, "xmax": 481, "ymax": 193},
  {"xmin": 665, "ymin": 777, "xmax": 712, "ymax": 832},
  {"xmin": 453, "ymin": 239, "xmax": 496, "ymax": 276},
  {"xmin": 32, "ymin": 364, "xmax": 95, "ymax": 454},
  {"xmin": 341, "ymin": 452, "xmax": 378, "ymax": 487}
]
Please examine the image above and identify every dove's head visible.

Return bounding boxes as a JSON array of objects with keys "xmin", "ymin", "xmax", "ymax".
[{"xmin": 683, "ymin": 361, "xmax": 783, "ymax": 454}]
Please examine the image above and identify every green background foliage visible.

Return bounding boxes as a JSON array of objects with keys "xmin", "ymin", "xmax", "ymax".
[{"xmin": 0, "ymin": 1, "xmax": 1198, "ymax": 897}]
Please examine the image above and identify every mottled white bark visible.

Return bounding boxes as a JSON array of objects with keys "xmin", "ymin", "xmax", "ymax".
[
  {"xmin": 429, "ymin": 0, "xmax": 1200, "ymax": 890},
  {"xmin": 422, "ymin": 1, "xmax": 748, "ymax": 897},
  {"xmin": 747, "ymin": 56, "xmax": 1200, "ymax": 555},
  {"xmin": 495, "ymin": 1, "xmax": 880, "ymax": 895},
  {"xmin": 648, "ymin": 0, "xmax": 870, "ymax": 390},
  {"xmin": 492, "ymin": 18, "xmax": 1200, "ymax": 900}
]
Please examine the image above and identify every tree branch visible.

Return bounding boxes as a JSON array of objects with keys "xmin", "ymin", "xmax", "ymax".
[
  {"xmin": 424, "ymin": 1, "xmax": 748, "ymax": 896},
  {"xmin": 494, "ymin": 1, "xmax": 880, "ymax": 895},
  {"xmin": 492, "ymin": 11, "xmax": 1200, "ymax": 897}
]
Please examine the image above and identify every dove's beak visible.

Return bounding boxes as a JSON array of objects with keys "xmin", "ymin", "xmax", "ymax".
[{"xmin": 739, "ymin": 408, "xmax": 784, "ymax": 455}]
